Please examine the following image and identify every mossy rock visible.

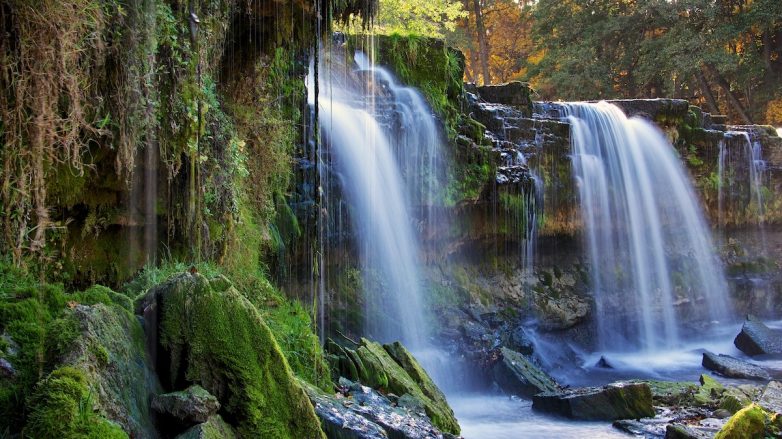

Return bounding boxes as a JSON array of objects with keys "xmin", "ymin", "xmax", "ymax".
[
  {"xmin": 355, "ymin": 338, "xmax": 460, "ymax": 435},
  {"xmin": 24, "ymin": 366, "xmax": 128, "ymax": 439},
  {"xmin": 383, "ymin": 341, "xmax": 450, "ymax": 408},
  {"xmin": 139, "ymin": 272, "xmax": 325, "ymax": 438},
  {"xmin": 714, "ymin": 403, "xmax": 766, "ymax": 439},
  {"xmin": 695, "ymin": 374, "xmax": 725, "ymax": 406},
  {"xmin": 635, "ymin": 380, "xmax": 698, "ymax": 406},
  {"xmin": 175, "ymin": 415, "xmax": 237, "ymax": 439}
]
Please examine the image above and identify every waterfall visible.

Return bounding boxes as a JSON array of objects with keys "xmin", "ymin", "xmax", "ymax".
[
  {"xmin": 310, "ymin": 45, "xmax": 445, "ymax": 349},
  {"xmin": 565, "ymin": 101, "xmax": 730, "ymax": 352}
]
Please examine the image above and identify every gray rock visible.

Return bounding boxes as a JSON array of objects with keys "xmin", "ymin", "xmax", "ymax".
[
  {"xmin": 702, "ymin": 351, "xmax": 771, "ymax": 380},
  {"xmin": 476, "ymin": 81, "xmax": 532, "ymax": 115},
  {"xmin": 0, "ymin": 357, "xmax": 15, "ymax": 378},
  {"xmin": 152, "ymin": 385, "xmax": 220, "ymax": 426},
  {"xmin": 759, "ymin": 381, "xmax": 782, "ymax": 415},
  {"xmin": 532, "ymin": 382, "xmax": 655, "ymax": 421},
  {"xmin": 492, "ymin": 347, "xmax": 559, "ymax": 397},
  {"xmin": 664, "ymin": 424, "xmax": 712, "ymax": 439},
  {"xmin": 175, "ymin": 415, "xmax": 237, "ymax": 439},
  {"xmin": 508, "ymin": 326, "xmax": 535, "ymax": 356},
  {"xmin": 613, "ymin": 418, "xmax": 667, "ymax": 437},
  {"xmin": 303, "ymin": 380, "xmax": 444, "ymax": 439},
  {"xmin": 733, "ymin": 317, "xmax": 782, "ymax": 356}
]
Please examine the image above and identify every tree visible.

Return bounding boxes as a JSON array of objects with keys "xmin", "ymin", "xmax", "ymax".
[{"xmin": 375, "ymin": 0, "xmax": 466, "ymax": 38}]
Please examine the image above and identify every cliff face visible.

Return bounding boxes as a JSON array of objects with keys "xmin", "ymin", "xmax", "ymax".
[{"xmin": 0, "ymin": 0, "xmax": 377, "ymax": 286}]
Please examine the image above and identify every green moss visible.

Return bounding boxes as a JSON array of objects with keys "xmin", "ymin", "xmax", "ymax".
[
  {"xmin": 355, "ymin": 338, "xmax": 460, "ymax": 435},
  {"xmin": 24, "ymin": 366, "xmax": 127, "ymax": 439},
  {"xmin": 153, "ymin": 273, "xmax": 325, "ymax": 438},
  {"xmin": 695, "ymin": 374, "xmax": 725, "ymax": 406},
  {"xmin": 714, "ymin": 403, "xmax": 767, "ymax": 439}
]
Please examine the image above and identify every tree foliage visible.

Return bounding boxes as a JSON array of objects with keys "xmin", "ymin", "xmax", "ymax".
[
  {"xmin": 375, "ymin": 0, "xmax": 466, "ymax": 38},
  {"xmin": 453, "ymin": 0, "xmax": 782, "ymax": 124}
]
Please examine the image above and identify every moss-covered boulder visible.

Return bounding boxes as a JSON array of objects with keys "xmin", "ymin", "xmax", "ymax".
[
  {"xmin": 24, "ymin": 366, "xmax": 128, "ymax": 439},
  {"xmin": 492, "ymin": 347, "xmax": 560, "ymax": 397},
  {"xmin": 695, "ymin": 374, "xmax": 725, "ymax": 407},
  {"xmin": 136, "ymin": 272, "xmax": 325, "ymax": 439},
  {"xmin": 152, "ymin": 385, "xmax": 220, "ymax": 427},
  {"xmin": 383, "ymin": 341, "xmax": 451, "ymax": 409},
  {"xmin": 175, "ymin": 415, "xmax": 237, "ymax": 439},
  {"xmin": 714, "ymin": 403, "xmax": 767, "ymax": 439},
  {"xmin": 354, "ymin": 338, "xmax": 460, "ymax": 435},
  {"xmin": 532, "ymin": 382, "xmax": 655, "ymax": 421}
]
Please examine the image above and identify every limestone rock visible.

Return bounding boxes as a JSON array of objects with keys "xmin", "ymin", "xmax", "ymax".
[
  {"xmin": 532, "ymin": 382, "xmax": 655, "ymax": 421},
  {"xmin": 492, "ymin": 347, "xmax": 559, "ymax": 397},
  {"xmin": 702, "ymin": 351, "xmax": 771, "ymax": 381},
  {"xmin": 152, "ymin": 385, "xmax": 220, "ymax": 426},
  {"xmin": 733, "ymin": 317, "xmax": 782, "ymax": 356}
]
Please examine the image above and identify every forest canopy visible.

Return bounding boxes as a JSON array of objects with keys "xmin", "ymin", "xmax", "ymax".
[{"xmin": 366, "ymin": 0, "xmax": 782, "ymax": 125}]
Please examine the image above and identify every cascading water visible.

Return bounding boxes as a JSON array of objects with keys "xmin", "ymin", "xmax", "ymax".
[
  {"xmin": 310, "ymin": 44, "xmax": 445, "ymax": 349},
  {"xmin": 564, "ymin": 101, "xmax": 730, "ymax": 352}
]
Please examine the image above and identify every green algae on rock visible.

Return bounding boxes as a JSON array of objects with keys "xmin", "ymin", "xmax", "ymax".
[{"xmin": 137, "ymin": 272, "xmax": 326, "ymax": 439}]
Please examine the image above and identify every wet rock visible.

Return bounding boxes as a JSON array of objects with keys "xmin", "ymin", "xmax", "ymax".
[
  {"xmin": 533, "ymin": 293, "xmax": 590, "ymax": 331},
  {"xmin": 613, "ymin": 418, "xmax": 667, "ymax": 437},
  {"xmin": 175, "ymin": 415, "xmax": 237, "ymax": 439},
  {"xmin": 303, "ymin": 380, "xmax": 443, "ymax": 439},
  {"xmin": 152, "ymin": 385, "xmax": 220, "ymax": 426},
  {"xmin": 665, "ymin": 424, "xmax": 712, "ymax": 439},
  {"xmin": 759, "ymin": 381, "xmax": 782, "ymax": 414},
  {"xmin": 355, "ymin": 338, "xmax": 460, "ymax": 435},
  {"xmin": 532, "ymin": 382, "xmax": 655, "ymax": 421},
  {"xmin": 712, "ymin": 409, "xmax": 733, "ymax": 419},
  {"xmin": 733, "ymin": 316, "xmax": 782, "ymax": 356},
  {"xmin": 507, "ymin": 325, "xmax": 535, "ymax": 356},
  {"xmin": 383, "ymin": 341, "xmax": 451, "ymax": 413},
  {"xmin": 595, "ymin": 356, "xmax": 614, "ymax": 369},
  {"xmin": 702, "ymin": 351, "xmax": 771, "ymax": 380},
  {"xmin": 492, "ymin": 347, "xmax": 559, "ymax": 397},
  {"xmin": 0, "ymin": 358, "xmax": 15, "ymax": 378},
  {"xmin": 638, "ymin": 380, "xmax": 698, "ymax": 406}
]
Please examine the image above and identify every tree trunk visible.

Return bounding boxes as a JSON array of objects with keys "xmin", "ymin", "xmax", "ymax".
[
  {"xmin": 472, "ymin": 0, "xmax": 491, "ymax": 85},
  {"xmin": 695, "ymin": 68, "xmax": 720, "ymax": 114},
  {"xmin": 704, "ymin": 63, "xmax": 753, "ymax": 124}
]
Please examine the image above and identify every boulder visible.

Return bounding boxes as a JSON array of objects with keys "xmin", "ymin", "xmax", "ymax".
[
  {"xmin": 507, "ymin": 326, "xmax": 535, "ymax": 356},
  {"xmin": 702, "ymin": 352, "xmax": 771, "ymax": 381},
  {"xmin": 175, "ymin": 415, "xmax": 237, "ymax": 439},
  {"xmin": 492, "ymin": 347, "xmax": 559, "ymax": 397},
  {"xmin": 383, "ymin": 341, "xmax": 450, "ymax": 411},
  {"xmin": 637, "ymin": 380, "xmax": 698, "ymax": 406},
  {"xmin": 714, "ymin": 404, "xmax": 766, "ymax": 439},
  {"xmin": 303, "ymin": 379, "xmax": 442, "ymax": 439},
  {"xmin": 719, "ymin": 385, "xmax": 760, "ymax": 413},
  {"xmin": 665, "ymin": 424, "xmax": 712, "ymax": 439},
  {"xmin": 152, "ymin": 385, "xmax": 220, "ymax": 426},
  {"xmin": 733, "ymin": 317, "xmax": 782, "ymax": 356},
  {"xmin": 759, "ymin": 381, "xmax": 782, "ymax": 415},
  {"xmin": 532, "ymin": 382, "xmax": 655, "ymax": 421},
  {"xmin": 136, "ymin": 272, "xmax": 325, "ymax": 439},
  {"xmin": 354, "ymin": 338, "xmax": 460, "ymax": 435}
]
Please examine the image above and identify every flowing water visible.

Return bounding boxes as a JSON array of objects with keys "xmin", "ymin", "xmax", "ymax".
[
  {"xmin": 310, "ymin": 45, "xmax": 445, "ymax": 349},
  {"xmin": 564, "ymin": 102, "xmax": 730, "ymax": 352}
]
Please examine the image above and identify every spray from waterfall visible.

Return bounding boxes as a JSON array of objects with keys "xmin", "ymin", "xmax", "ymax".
[{"xmin": 565, "ymin": 101, "xmax": 730, "ymax": 352}]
